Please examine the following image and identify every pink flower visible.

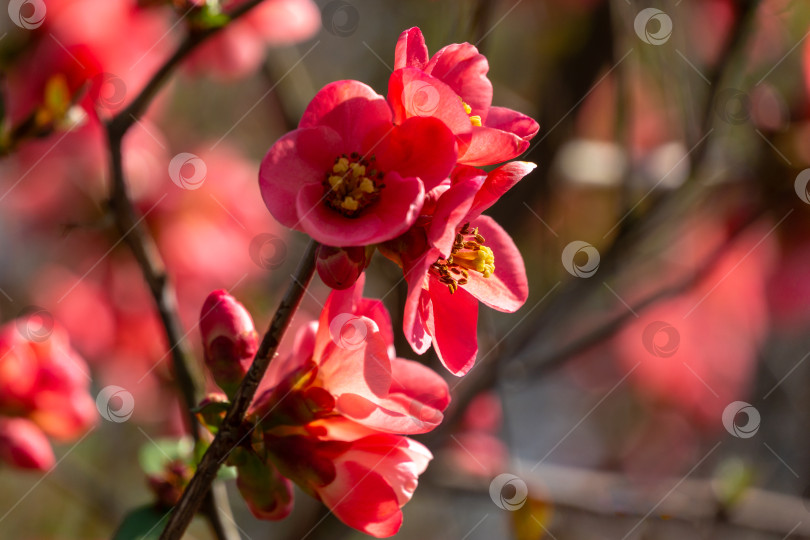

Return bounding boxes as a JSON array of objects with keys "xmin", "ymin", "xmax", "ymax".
[
  {"xmin": 186, "ymin": 0, "xmax": 321, "ymax": 79},
  {"xmin": 381, "ymin": 162, "xmax": 534, "ymax": 375},
  {"xmin": 200, "ymin": 284, "xmax": 448, "ymax": 536},
  {"xmin": 264, "ymin": 420, "xmax": 431, "ymax": 537},
  {"xmin": 0, "ymin": 418, "xmax": 55, "ymax": 471},
  {"xmin": 0, "ymin": 316, "xmax": 96, "ymax": 471},
  {"xmin": 259, "ymin": 80, "xmax": 458, "ymax": 246},
  {"xmin": 0, "ymin": 319, "xmax": 97, "ymax": 442},
  {"xmin": 200, "ymin": 290, "xmax": 259, "ymax": 398},
  {"xmin": 389, "ymin": 27, "xmax": 539, "ymax": 167},
  {"xmin": 254, "ymin": 275, "xmax": 451, "ymax": 434}
]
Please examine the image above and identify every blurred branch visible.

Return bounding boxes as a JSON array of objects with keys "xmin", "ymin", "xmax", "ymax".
[
  {"xmin": 435, "ymin": 459, "xmax": 810, "ymax": 538},
  {"xmin": 107, "ymin": 0, "xmax": 269, "ymax": 137},
  {"xmin": 103, "ymin": 1, "xmax": 274, "ymax": 538},
  {"xmin": 160, "ymin": 239, "xmax": 319, "ymax": 540}
]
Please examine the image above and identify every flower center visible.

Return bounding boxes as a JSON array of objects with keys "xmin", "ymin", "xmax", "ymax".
[
  {"xmin": 431, "ymin": 222, "xmax": 495, "ymax": 293},
  {"xmin": 460, "ymin": 99, "xmax": 482, "ymax": 127},
  {"xmin": 323, "ymin": 152, "xmax": 384, "ymax": 217}
]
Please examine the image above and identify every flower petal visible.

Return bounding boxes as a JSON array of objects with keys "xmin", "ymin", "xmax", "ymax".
[
  {"xmin": 319, "ymin": 461, "xmax": 402, "ymax": 537},
  {"xmin": 426, "ymin": 280, "xmax": 479, "ymax": 376},
  {"xmin": 387, "ymin": 68, "xmax": 472, "ymax": 154},
  {"xmin": 486, "ymin": 106, "xmax": 540, "ymax": 141},
  {"xmin": 299, "ymin": 80, "xmax": 392, "ymax": 144},
  {"xmin": 259, "ymin": 126, "xmax": 343, "ymax": 228},
  {"xmin": 462, "ymin": 216, "xmax": 528, "ymax": 312},
  {"xmin": 427, "ymin": 173, "xmax": 484, "ymax": 254},
  {"xmin": 371, "ymin": 115, "xmax": 458, "ymax": 191},
  {"xmin": 467, "ymin": 161, "xmax": 537, "ymax": 220},
  {"xmin": 425, "ymin": 42, "xmax": 492, "ymax": 118},
  {"xmin": 394, "ymin": 27, "xmax": 429, "ymax": 70},
  {"xmin": 295, "ymin": 174, "xmax": 424, "ymax": 246},
  {"xmin": 459, "ymin": 125, "xmax": 530, "ymax": 167}
]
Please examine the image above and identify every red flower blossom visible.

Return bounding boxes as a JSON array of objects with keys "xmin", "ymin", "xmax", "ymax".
[
  {"xmin": 389, "ymin": 27, "xmax": 539, "ymax": 167},
  {"xmin": 200, "ymin": 284, "xmax": 448, "ymax": 536},
  {"xmin": 259, "ymin": 80, "xmax": 458, "ymax": 247},
  {"xmin": 382, "ymin": 162, "xmax": 534, "ymax": 375}
]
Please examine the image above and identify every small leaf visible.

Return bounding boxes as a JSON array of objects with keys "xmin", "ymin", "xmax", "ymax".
[
  {"xmin": 138, "ymin": 436, "xmax": 194, "ymax": 476},
  {"xmin": 112, "ymin": 505, "xmax": 170, "ymax": 540}
]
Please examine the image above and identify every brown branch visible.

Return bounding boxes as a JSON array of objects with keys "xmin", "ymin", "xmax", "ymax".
[
  {"xmin": 103, "ymin": 1, "xmax": 278, "ymax": 538},
  {"xmin": 160, "ymin": 239, "xmax": 319, "ymax": 539}
]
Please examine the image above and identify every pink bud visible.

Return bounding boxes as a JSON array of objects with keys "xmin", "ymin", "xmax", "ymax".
[
  {"xmin": 315, "ymin": 245, "xmax": 373, "ymax": 290},
  {"xmin": 0, "ymin": 418, "xmax": 55, "ymax": 471},
  {"xmin": 200, "ymin": 291, "xmax": 258, "ymax": 398}
]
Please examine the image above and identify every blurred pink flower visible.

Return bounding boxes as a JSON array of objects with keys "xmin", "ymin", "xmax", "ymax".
[
  {"xmin": 186, "ymin": 0, "xmax": 320, "ymax": 79},
  {"xmin": 0, "ymin": 316, "xmax": 95, "ymax": 470},
  {"xmin": 614, "ymin": 220, "xmax": 775, "ymax": 425},
  {"xmin": 0, "ymin": 418, "xmax": 55, "ymax": 471}
]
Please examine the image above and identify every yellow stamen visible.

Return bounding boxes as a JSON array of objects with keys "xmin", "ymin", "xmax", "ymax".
[
  {"xmin": 430, "ymin": 222, "xmax": 495, "ymax": 293},
  {"xmin": 323, "ymin": 153, "xmax": 384, "ymax": 217},
  {"xmin": 470, "ymin": 115, "xmax": 482, "ymax": 127},
  {"xmin": 341, "ymin": 197, "xmax": 359, "ymax": 211}
]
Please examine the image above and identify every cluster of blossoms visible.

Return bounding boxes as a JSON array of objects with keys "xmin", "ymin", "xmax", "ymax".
[
  {"xmin": 0, "ymin": 315, "xmax": 96, "ymax": 471},
  {"xmin": 196, "ymin": 28, "xmax": 538, "ymax": 536},
  {"xmin": 260, "ymin": 27, "xmax": 537, "ymax": 376},
  {"xmin": 200, "ymin": 278, "xmax": 449, "ymax": 536}
]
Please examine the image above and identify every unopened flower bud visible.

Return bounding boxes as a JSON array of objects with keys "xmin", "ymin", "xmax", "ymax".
[
  {"xmin": 200, "ymin": 291, "xmax": 258, "ymax": 398},
  {"xmin": 315, "ymin": 245, "xmax": 373, "ymax": 290},
  {"xmin": 0, "ymin": 418, "xmax": 55, "ymax": 471}
]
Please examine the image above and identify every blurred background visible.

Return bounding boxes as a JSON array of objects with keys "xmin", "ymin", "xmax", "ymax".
[{"xmin": 1, "ymin": 0, "xmax": 810, "ymax": 538}]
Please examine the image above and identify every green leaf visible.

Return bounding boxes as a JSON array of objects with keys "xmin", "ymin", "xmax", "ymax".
[
  {"xmin": 112, "ymin": 505, "xmax": 170, "ymax": 540},
  {"xmin": 138, "ymin": 436, "xmax": 194, "ymax": 476},
  {"xmin": 217, "ymin": 464, "xmax": 237, "ymax": 480}
]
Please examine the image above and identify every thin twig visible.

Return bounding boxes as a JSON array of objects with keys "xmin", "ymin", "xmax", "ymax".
[
  {"xmin": 103, "ymin": 1, "xmax": 275, "ymax": 538},
  {"xmin": 160, "ymin": 239, "xmax": 319, "ymax": 539}
]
